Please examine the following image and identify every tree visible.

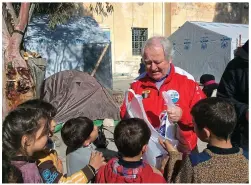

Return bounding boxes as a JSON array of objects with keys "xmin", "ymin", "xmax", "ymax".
[{"xmin": 2, "ymin": 2, "xmax": 113, "ymax": 117}]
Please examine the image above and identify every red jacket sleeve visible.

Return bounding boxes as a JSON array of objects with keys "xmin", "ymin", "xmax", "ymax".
[
  {"xmin": 178, "ymin": 81, "xmax": 206, "ymax": 127},
  {"xmin": 120, "ymin": 98, "xmax": 127, "ymax": 119}
]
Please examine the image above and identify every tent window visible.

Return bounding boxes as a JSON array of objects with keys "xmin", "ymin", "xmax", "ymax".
[{"xmin": 132, "ymin": 28, "xmax": 148, "ymax": 55}]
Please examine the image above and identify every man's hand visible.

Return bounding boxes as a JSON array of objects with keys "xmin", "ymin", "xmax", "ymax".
[{"xmin": 167, "ymin": 106, "xmax": 183, "ymax": 122}]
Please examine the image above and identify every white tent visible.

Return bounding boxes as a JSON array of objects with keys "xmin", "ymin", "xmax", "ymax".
[{"xmin": 168, "ymin": 21, "xmax": 249, "ymax": 82}]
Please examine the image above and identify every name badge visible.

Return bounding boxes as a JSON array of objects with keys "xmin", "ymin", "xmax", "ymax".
[{"xmin": 142, "ymin": 90, "xmax": 150, "ymax": 99}]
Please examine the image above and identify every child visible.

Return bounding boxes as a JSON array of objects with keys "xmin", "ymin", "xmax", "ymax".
[
  {"xmin": 61, "ymin": 117, "xmax": 99, "ymax": 176},
  {"xmin": 95, "ymin": 118, "xmax": 166, "ymax": 183},
  {"xmin": 200, "ymin": 74, "xmax": 218, "ymax": 97},
  {"xmin": 18, "ymin": 99, "xmax": 58, "ymax": 148},
  {"xmin": 160, "ymin": 97, "xmax": 249, "ymax": 183},
  {"xmin": 17, "ymin": 99, "xmax": 63, "ymax": 172},
  {"xmin": 2, "ymin": 107, "xmax": 50, "ymax": 183},
  {"xmin": 16, "ymin": 100, "xmax": 105, "ymax": 183}
]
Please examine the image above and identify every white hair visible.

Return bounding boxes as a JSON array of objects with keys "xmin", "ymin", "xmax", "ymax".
[{"xmin": 141, "ymin": 36, "xmax": 174, "ymax": 61}]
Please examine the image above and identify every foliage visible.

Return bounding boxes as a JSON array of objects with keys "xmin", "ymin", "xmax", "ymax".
[
  {"xmin": 11, "ymin": 2, "xmax": 113, "ymax": 29},
  {"xmin": 89, "ymin": 2, "xmax": 114, "ymax": 17}
]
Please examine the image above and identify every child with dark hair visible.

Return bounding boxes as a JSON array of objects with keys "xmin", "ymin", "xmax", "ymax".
[
  {"xmin": 200, "ymin": 74, "xmax": 218, "ymax": 97},
  {"xmin": 16, "ymin": 100, "xmax": 105, "ymax": 183},
  {"xmin": 61, "ymin": 117, "xmax": 99, "ymax": 176},
  {"xmin": 2, "ymin": 107, "xmax": 51, "ymax": 183},
  {"xmin": 160, "ymin": 97, "xmax": 248, "ymax": 183},
  {"xmin": 18, "ymin": 99, "xmax": 57, "ymax": 140},
  {"xmin": 17, "ymin": 99, "xmax": 63, "ymax": 173},
  {"xmin": 95, "ymin": 118, "xmax": 166, "ymax": 183}
]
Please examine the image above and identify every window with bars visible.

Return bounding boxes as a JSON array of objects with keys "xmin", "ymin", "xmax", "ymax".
[{"xmin": 132, "ymin": 28, "xmax": 148, "ymax": 55}]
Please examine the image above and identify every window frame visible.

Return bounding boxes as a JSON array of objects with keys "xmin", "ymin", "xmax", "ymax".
[{"xmin": 132, "ymin": 27, "xmax": 148, "ymax": 56}]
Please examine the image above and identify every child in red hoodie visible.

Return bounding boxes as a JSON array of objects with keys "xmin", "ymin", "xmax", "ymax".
[{"xmin": 95, "ymin": 118, "xmax": 166, "ymax": 183}]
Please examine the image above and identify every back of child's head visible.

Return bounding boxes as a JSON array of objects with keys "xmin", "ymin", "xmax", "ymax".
[
  {"xmin": 114, "ymin": 118, "xmax": 151, "ymax": 157},
  {"xmin": 2, "ymin": 107, "xmax": 50, "ymax": 157},
  {"xmin": 61, "ymin": 117, "xmax": 94, "ymax": 149},
  {"xmin": 191, "ymin": 97, "xmax": 237, "ymax": 140},
  {"xmin": 18, "ymin": 99, "xmax": 57, "ymax": 118}
]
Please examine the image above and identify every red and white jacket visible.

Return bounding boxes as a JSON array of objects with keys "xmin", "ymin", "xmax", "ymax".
[{"xmin": 120, "ymin": 64, "xmax": 206, "ymax": 151}]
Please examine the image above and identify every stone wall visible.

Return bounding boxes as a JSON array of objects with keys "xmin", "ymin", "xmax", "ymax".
[
  {"xmin": 114, "ymin": 60, "xmax": 141, "ymax": 77},
  {"xmin": 170, "ymin": 3, "xmax": 248, "ymax": 34}
]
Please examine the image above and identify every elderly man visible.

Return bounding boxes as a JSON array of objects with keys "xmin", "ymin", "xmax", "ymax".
[{"xmin": 120, "ymin": 36, "xmax": 206, "ymax": 153}]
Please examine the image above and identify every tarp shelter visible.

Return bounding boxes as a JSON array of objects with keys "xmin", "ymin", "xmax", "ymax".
[
  {"xmin": 42, "ymin": 70, "xmax": 120, "ymax": 124},
  {"xmin": 168, "ymin": 21, "xmax": 249, "ymax": 82},
  {"xmin": 24, "ymin": 15, "xmax": 112, "ymax": 89}
]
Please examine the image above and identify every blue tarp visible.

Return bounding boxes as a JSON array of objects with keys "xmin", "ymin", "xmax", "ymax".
[{"xmin": 24, "ymin": 15, "xmax": 112, "ymax": 89}]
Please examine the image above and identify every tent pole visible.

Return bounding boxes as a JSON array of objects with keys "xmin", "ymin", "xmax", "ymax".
[{"xmin": 91, "ymin": 43, "xmax": 110, "ymax": 77}]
